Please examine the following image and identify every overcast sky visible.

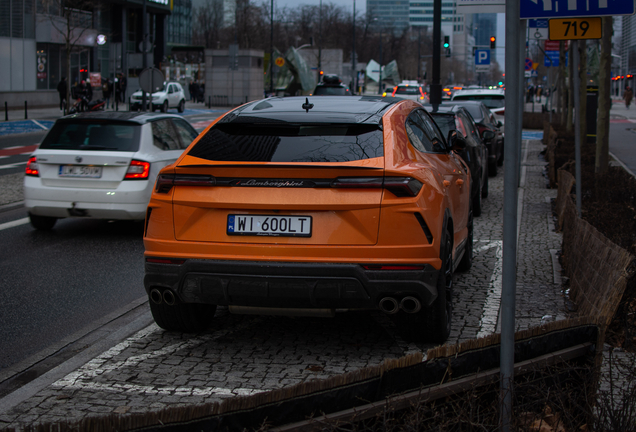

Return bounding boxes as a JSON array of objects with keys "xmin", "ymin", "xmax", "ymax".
[{"xmin": 274, "ymin": 0, "xmax": 366, "ymax": 14}]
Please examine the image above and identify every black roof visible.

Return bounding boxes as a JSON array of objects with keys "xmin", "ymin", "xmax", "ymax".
[
  {"xmin": 58, "ymin": 111, "xmax": 183, "ymax": 124},
  {"xmin": 219, "ymin": 96, "xmax": 402, "ymax": 125}
]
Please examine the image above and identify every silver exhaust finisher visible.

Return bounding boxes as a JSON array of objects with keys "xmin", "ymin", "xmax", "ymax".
[
  {"xmin": 379, "ymin": 297, "xmax": 400, "ymax": 314},
  {"xmin": 149, "ymin": 289, "xmax": 163, "ymax": 304},
  {"xmin": 162, "ymin": 290, "xmax": 177, "ymax": 306},
  {"xmin": 400, "ymin": 296, "xmax": 422, "ymax": 314}
]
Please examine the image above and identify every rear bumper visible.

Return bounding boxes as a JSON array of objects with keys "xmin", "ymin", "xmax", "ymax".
[{"xmin": 144, "ymin": 259, "xmax": 440, "ymax": 310}]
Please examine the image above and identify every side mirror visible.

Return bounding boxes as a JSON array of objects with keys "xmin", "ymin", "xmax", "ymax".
[
  {"xmin": 482, "ymin": 130, "xmax": 496, "ymax": 141},
  {"xmin": 497, "ymin": 120, "xmax": 503, "ymax": 128},
  {"xmin": 448, "ymin": 130, "xmax": 466, "ymax": 152}
]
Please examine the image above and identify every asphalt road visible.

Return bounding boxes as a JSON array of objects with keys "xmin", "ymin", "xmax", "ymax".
[
  {"xmin": 609, "ymin": 121, "xmax": 636, "ymax": 176},
  {"xmin": 0, "ymin": 207, "xmax": 146, "ymax": 370}
]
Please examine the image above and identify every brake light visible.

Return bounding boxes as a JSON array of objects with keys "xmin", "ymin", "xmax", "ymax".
[
  {"xmin": 419, "ymin": 87, "xmax": 425, "ymax": 99},
  {"xmin": 391, "ymin": 87, "xmax": 397, "ymax": 97},
  {"xmin": 495, "ymin": 109, "xmax": 505, "ymax": 116},
  {"xmin": 155, "ymin": 173, "xmax": 216, "ymax": 193},
  {"xmin": 363, "ymin": 265, "xmax": 424, "ymax": 270},
  {"xmin": 384, "ymin": 177, "xmax": 423, "ymax": 197},
  {"xmin": 25, "ymin": 156, "xmax": 39, "ymax": 177},
  {"xmin": 124, "ymin": 160, "xmax": 150, "ymax": 180}
]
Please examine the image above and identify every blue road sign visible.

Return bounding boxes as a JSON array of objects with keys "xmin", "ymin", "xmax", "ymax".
[
  {"xmin": 521, "ymin": 0, "xmax": 634, "ymax": 19},
  {"xmin": 544, "ymin": 50, "xmax": 569, "ymax": 67},
  {"xmin": 528, "ymin": 19, "xmax": 549, "ymax": 28},
  {"xmin": 475, "ymin": 49, "xmax": 491, "ymax": 65}
]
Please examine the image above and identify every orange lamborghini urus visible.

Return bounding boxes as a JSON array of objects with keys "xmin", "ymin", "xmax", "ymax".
[{"xmin": 143, "ymin": 96, "xmax": 472, "ymax": 342}]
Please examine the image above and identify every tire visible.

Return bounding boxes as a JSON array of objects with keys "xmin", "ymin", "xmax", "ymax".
[
  {"xmin": 161, "ymin": 100, "xmax": 168, "ymax": 113},
  {"xmin": 482, "ymin": 172, "xmax": 489, "ymax": 199},
  {"xmin": 402, "ymin": 231, "xmax": 453, "ymax": 343},
  {"xmin": 473, "ymin": 185, "xmax": 482, "ymax": 217},
  {"xmin": 29, "ymin": 213, "xmax": 57, "ymax": 230},
  {"xmin": 178, "ymin": 99, "xmax": 185, "ymax": 113},
  {"xmin": 488, "ymin": 159, "xmax": 498, "ymax": 177},
  {"xmin": 457, "ymin": 210, "xmax": 473, "ymax": 272},
  {"xmin": 149, "ymin": 299, "xmax": 217, "ymax": 332}
]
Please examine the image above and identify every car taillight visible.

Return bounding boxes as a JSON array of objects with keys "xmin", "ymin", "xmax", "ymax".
[
  {"xmin": 25, "ymin": 156, "xmax": 39, "ymax": 177},
  {"xmin": 124, "ymin": 160, "xmax": 150, "ymax": 180},
  {"xmin": 391, "ymin": 87, "xmax": 397, "ymax": 97},
  {"xmin": 155, "ymin": 173, "xmax": 216, "ymax": 193},
  {"xmin": 495, "ymin": 109, "xmax": 505, "ymax": 116},
  {"xmin": 330, "ymin": 177, "xmax": 422, "ymax": 197},
  {"xmin": 383, "ymin": 177, "xmax": 423, "ymax": 197}
]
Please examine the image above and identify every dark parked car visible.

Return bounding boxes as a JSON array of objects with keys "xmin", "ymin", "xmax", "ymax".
[
  {"xmin": 312, "ymin": 74, "xmax": 352, "ymax": 96},
  {"xmin": 425, "ymin": 105, "xmax": 489, "ymax": 217},
  {"xmin": 441, "ymin": 100, "xmax": 503, "ymax": 177}
]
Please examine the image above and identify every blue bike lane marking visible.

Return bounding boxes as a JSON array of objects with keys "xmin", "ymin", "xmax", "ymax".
[{"xmin": 0, "ymin": 120, "xmax": 54, "ymax": 137}]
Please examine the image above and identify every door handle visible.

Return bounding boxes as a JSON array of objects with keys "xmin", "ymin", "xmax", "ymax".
[{"xmin": 456, "ymin": 179, "xmax": 464, "ymax": 186}]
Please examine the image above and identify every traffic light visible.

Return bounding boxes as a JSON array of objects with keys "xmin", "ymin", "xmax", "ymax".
[
  {"xmin": 443, "ymin": 36, "xmax": 450, "ymax": 49},
  {"xmin": 490, "ymin": 36, "xmax": 496, "ymax": 49}
]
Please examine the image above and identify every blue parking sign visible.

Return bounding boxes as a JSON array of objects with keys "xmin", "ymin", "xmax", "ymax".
[{"xmin": 475, "ymin": 49, "xmax": 491, "ymax": 65}]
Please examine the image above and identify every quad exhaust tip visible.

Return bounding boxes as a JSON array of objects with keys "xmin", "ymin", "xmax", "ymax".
[
  {"xmin": 150, "ymin": 289, "xmax": 163, "ymax": 305},
  {"xmin": 400, "ymin": 296, "xmax": 422, "ymax": 314},
  {"xmin": 379, "ymin": 297, "xmax": 400, "ymax": 314}
]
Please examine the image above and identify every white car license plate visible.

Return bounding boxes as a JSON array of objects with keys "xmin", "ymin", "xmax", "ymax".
[
  {"xmin": 227, "ymin": 215, "xmax": 312, "ymax": 237},
  {"xmin": 59, "ymin": 165, "xmax": 103, "ymax": 178}
]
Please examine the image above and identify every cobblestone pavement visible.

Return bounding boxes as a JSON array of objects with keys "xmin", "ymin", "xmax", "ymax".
[{"xmin": 0, "ymin": 137, "xmax": 570, "ymax": 430}]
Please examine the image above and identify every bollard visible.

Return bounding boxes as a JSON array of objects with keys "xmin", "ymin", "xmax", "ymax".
[
  {"xmin": 24, "ymin": 101, "xmax": 28, "ymax": 120},
  {"xmin": 4, "ymin": 101, "xmax": 7, "ymax": 121}
]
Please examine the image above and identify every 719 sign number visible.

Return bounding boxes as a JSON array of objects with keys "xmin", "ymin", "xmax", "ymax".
[{"xmin": 548, "ymin": 17, "xmax": 602, "ymax": 41}]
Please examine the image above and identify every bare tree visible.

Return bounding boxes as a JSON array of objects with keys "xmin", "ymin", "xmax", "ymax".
[
  {"xmin": 192, "ymin": 0, "xmax": 225, "ymax": 49},
  {"xmin": 38, "ymin": 0, "xmax": 99, "ymax": 114}
]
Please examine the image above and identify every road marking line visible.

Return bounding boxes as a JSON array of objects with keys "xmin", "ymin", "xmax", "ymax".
[
  {"xmin": 0, "ymin": 162, "xmax": 27, "ymax": 170},
  {"xmin": 476, "ymin": 240, "xmax": 503, "ymax": 339},
  {"xmin": 0, "ymin": 218, "xmax": 29, "ymax": 231},
  {"xmin": 31, "ymin": 120, "xmax": 49, "ymax": 131}
]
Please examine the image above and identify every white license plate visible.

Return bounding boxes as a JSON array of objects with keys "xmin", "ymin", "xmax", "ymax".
[
  {"xmin": 227, "ymin": 215, "xmax": 312, "ymax": 237},
  {"xmin": 59, "ymin": 165, "xmax": 103, "ymax": 178}
]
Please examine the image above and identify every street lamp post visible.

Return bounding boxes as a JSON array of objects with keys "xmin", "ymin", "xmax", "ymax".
[
  {"xmin": 378, "ymin": 32, "xmax": 383, "ymax": 94},
  {"xmin": 270, "ymin": 0, "xmax": 274, "ymax": 95},
  {"xmin": 352, "ymin": 0, "xmax": 356, "ymax": 94}
]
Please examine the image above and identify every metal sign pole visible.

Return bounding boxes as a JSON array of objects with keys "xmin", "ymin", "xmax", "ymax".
[
  {"xmin": 501, "ymin": 1, "xmax": 522, "ymax": 430},
  {"xmin": 573, "ymin": 40, "xmax": 582, "ymax": 217}
]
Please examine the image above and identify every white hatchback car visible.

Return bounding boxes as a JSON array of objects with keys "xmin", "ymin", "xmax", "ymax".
[
  {"xmin": 130, "ymin": 82, "xmax": 187, "ymax": 113},
  {"xmin": 24, "ymin": 112, "xmax": 199, "ymax": 230},
  {"xmin": 385, "ymin": 81, "xmax": 428, "ymax": 103}
]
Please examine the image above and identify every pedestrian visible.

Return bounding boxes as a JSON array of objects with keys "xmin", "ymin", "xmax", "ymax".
[
  {"xmin": 102, "ymin": 78, "xmax": 111, "ymax": 109},
  {"xmin": 85, "ymin": 79, "xmax": 93, "ymax": 102},
  {"xmin": 119, "ymin": 74, "xmax": 127, "ymax": 103},
  {"xmin": 56, "ymin": 77, "xmax": 67, "ymax": 111},
  {"xmin": 624, "ymin": 86, "xmax": 633, "ymax": 109}
]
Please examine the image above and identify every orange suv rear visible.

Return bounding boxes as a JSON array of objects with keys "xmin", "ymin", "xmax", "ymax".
[{"xmin": 143, "ymin": 96, "xmax": 472, "ymax": 342}]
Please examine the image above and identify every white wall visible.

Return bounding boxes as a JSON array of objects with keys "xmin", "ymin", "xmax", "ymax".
[{"xmin": 0, "ymin": 37, "xmax": 37, "ymax": 92}]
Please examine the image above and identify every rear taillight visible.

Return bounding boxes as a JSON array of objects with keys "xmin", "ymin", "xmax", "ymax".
[
  {"xmin": 25, "ymin": 156, "xmax": 39, "ymax": 177},
  {"xmin": 495, "ymin": 109, "xmax": 505, "ymax": 116},
  {"xmin": 331, "ymin": 177, "xmax": 384, "ymax": 188},
  {"xmin": 155, "ymin": 173, "xmax": 216, "ymax": 193},
  {"xmin": 124, "ymin": 160, "xmax": 150, "ymax": 180},
  {"xmin": 391, "ymin": 87, "xmax": 397, "ymax": 97},
  {"xmin": 383, "ymin": 177, "xmax": 423, "ymax": 197},
  {"xmin": 331, "ymin": 177, "xmax": 422, "ymax": 197}
]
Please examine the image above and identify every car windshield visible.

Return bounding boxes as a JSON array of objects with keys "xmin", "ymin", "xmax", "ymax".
[
  {"xmin": 314, "ymin": 86, "xmax": 349, "ymax": 96},
  {"xmin": 430, "ymin": 114, "xmax": 455, "ymax": 139},
  {"xmin": 453, "ymin": 104, "xmax": 484, "ymax": 122},
  {"xmin": 40, "ymin": 121, "xmax": 141, "ymax": 151},
  {"xmin": 452, "ymin": 95, "xmax": 505, "ymax": 109},
  {"xmin": 188, "ymin": 124, "xmax": 383, "ymax": 162}
]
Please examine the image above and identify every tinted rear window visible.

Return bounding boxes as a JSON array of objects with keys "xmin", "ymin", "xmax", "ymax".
[
  {"xmin": 188, "ymin": 124, "xmax": 383, "ymax": 162},
  {"xmin": 313, "ymin": 86, "xmax": 350, "ymax": 96},
  {"xmin": 452, "ymin": 95, "xmax": 505, "ymax": 109},
  {"xmin": 40, "ymin": 121, "xmax": 141, "ymax": 151},
  {"xmin": 453, "ymin": 104, "xmax": 484, "ymax": 122}
]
